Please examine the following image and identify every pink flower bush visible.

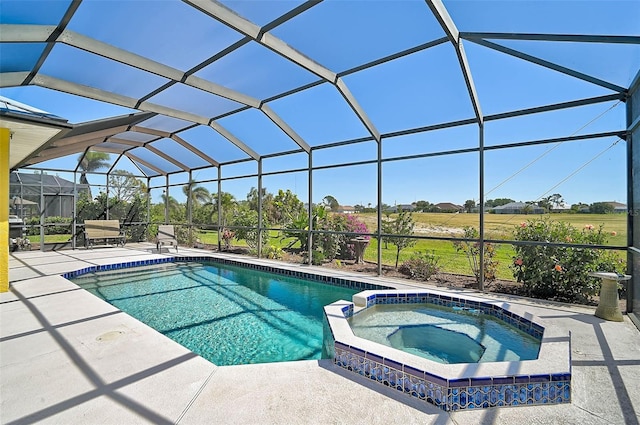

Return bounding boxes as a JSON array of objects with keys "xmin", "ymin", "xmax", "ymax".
[{"xmin": 584, "ymin": 224, "xmax": 594, "ymax": 230}]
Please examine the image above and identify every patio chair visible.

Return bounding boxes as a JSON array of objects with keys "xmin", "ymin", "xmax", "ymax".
[{"xmin": 156, "ymin": 225, "xmax": 178, "ymax": 252}]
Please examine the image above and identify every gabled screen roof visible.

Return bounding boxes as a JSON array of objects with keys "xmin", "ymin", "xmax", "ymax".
[{"xmin": 1, "ymin": 0, "xmax": 639, "ymax": 176}]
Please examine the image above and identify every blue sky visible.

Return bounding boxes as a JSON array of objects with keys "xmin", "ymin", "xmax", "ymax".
[{"xmin": 2, "ymin": 0, "xmax": 638, "ymax": 208}]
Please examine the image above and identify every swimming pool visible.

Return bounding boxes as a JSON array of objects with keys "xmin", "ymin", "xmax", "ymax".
[{"xmin": 72, "ymin": 261, "xmax": 358, "ymax": 366}]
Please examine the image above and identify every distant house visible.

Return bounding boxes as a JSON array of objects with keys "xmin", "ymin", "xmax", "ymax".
[
  {"xmin": 492, "ymin": 202, "xmax": 545, "ymax": 215},
  {"xmin": 606, "ymin": 201, "xmax": 627, "ymax": 213},
  {"xmin": 10, "ymin": 172, "xmax": 89, "ymax": 218},
  {"xmin": 336, "ymin": 205, "xmax": 356, "ymax": 214},
  {"xmin": 385, "ymin": 204, "xmax": 416, "ymax": 213},
  {"xmin": 435, "ymin": 202, "xmax": 464, "ymax": 213}
]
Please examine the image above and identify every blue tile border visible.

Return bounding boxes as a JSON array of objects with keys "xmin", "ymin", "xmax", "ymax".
[
  {"xmin": 62, "ymin": 255, "xmax": 392, "ymax": 293},
  {"xmin": 333, "ymin": 343, "xmax": 571, "ymax": 411},
  {"xmin": 327, "ymin": 290, "xmax": 571, "ymax": 411}
]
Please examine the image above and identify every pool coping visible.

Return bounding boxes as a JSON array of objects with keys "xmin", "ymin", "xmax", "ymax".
[{"xmin": 324, "ymin": 289, "xmax": 572, "ymax": 411}]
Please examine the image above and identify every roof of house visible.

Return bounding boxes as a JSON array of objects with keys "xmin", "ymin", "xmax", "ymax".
[
  {"xmin": 435, "ymin": 202, "xmax": 463, "ymax": 210},
  {"xmin": 493, "ymin": 202, "xmax": 542, "ymax": 210}
]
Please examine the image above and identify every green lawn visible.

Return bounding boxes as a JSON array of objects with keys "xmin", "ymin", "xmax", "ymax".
[
  {"xmin": 27, "ymin": 234, "xmax": 72, "ymax": 244},
  {"xmin": 26, "ymin": 213, "xmax": 626, "ymax": 282},
  {"xmin": 195, "ymin": 212, "xmax": 627, "ymax": 281}
]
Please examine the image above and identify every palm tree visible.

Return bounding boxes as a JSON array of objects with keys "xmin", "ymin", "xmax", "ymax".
[
  {"xmin": 207, "ymin": 191, "xmax": 237, "ymax": 225},
  {"xmin": 183, "ymin": 180, "xmax": 211, "ymax": 224},
  {"xmin": 183, "ymin": 180, "xmax": 211, "ymax": 208},
  {"xmin": 161, "ymin": 192, "xmax": 181, "ymax": 221},
  {"xmin": 78, "ymin": 151, "xmax": 110, "ymax": 197}
]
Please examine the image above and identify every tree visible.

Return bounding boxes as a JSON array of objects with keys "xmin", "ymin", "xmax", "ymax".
[
  {"xmin": 158, "ymin": 193, "xmax": 183, "ymax": 222},
  {"xmin": 464, "ymin": 199, "xmax": 476, "ymax": 213},
  {"xmin": 548, "ymin": 193, "xmax": 564, "ymax": 210},
  {"xmin": 382, "ymin": 208, "xmax": 416, "ymax": 268},
  {"xmin": 521, "ymin": 203, "xmax": 534, "ymax": 215},
  {"xmin": 246, "ymin": 187, "xmax": 274, "ymax": 217},
  {"xmin": 537, "ymin": 198, "xmax": 551, "ymax": 213},
  {"xmin": 323, "ymin": 195, "xmax": 339, "ymax": 211},
  {"xmin": 453, "ymin": 227, "xmax": 498, "ymax": 288},
  {"xmin": 414, "ymin": 200, "xmax": 430, "ymax": 212},
  {"xmin": 273, "ymin": 189, "xmax": 305, "ymax": 226},
  {"xmin": 570, "ymin": 203, "xmax": 589, "ymax": 213},
  {"xmin": 108, "ymin": 170, "xmax": 145, "ymax": 203},
  {"xmin": 484, "ymin": 198, "xmax": 514, "ymax": 208},
  {"xmin": 538, "ymin": 193, "xmax": 564, "ymax": 213},
  {"xmin": 183, "ymin": 180, "xmax": 211, "ymax": 208},
  {"xmin": 230, "ymin": 207, "xmax": 269, "ymax": 251},
  {"xmin": 78, "ymin": 151, "xmax": 110, "ymax": 197},
  {"xmin": 589, "ymin": 202, "xmax": 614, "ymax": 214}
]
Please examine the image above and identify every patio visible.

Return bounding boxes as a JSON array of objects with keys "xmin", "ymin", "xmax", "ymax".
[{"xmin": 2, "ymin": 245, "xmax": 639, "ymax": 424}]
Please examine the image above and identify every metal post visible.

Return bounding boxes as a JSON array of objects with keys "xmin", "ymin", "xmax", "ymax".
[
  {"xmin": 72, "ymin": 172, "xmax": 77, "ymax": 250},
  {"xmin": 105, "ymin": 172, "xmax": 110, "ymax": 220},
  {"xmin": 257, "ymin": 158, "xmax": 263, "ymax": 258},
  {"xmin": 377, "ymin": 136, "xmax": 382, "ymax": 276},
  {"xmin": 146, "ymin": 177, "xmax": 151, "ymax": 241},
  {"xmin": 217, "ymin": 166, "xmax": 222, "ymax": 252},
  {"xmin": 164, "ymin": 176, "xmax": 169, "ymax": 224},
  {"xmin": 626, "ymin": 71, "xmax": 640, "ymax": 314},
  {"xmin": 478, "ymin": 123, "xmax": 485, "ymax": 292},
  {"xmin": 40, "ymin": 170, "xmax": 44, "ymax": 251},
  {"xmin": 308, "ymin": 150, "xmax": 313, "ymax": 265},
  {"xmin": 187, "ymin": 170, "xmax": 192, "ymax": 245}
]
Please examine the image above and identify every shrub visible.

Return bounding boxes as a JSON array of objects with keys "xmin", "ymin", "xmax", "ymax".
[
  {"xmin": 452, "ymin": 226, "xmax": 498, "ymax": 286},
  {"xmin": 511, "ymin": 218, "xmax": 625, "ymax": 304},
  {"xmin": 399, "ymin": 251, "xmax": 439, "ymax": 281},
  {"xmin": 230, "ymin": 209, "xmax": 269, "ymax": 251},
  {"xmin": 316, "ymin": 213, "xmax": 369, "ymax": 261},
  {"xmin": 263, "ymin": 245, "xmax": 283, "ymax": 260},
  {"xmin": 43, "ymin": 216, "xmax": 73, "ymax": 235},
  {"xmin": 381, "ymin": 209, "xmax": 416, "ymax": 268},
  {"xmin": 304, "ymin": 249, "xmax": 325, "ymax": 265}
]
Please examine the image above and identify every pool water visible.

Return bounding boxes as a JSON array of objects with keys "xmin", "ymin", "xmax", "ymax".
[
  {"xmin": 72, "ymin": 262, "xmax": 357, "ymax": 366},
  {"xmin": 348, "ymin": 303, "xmax": 540, "ymax": 364}
]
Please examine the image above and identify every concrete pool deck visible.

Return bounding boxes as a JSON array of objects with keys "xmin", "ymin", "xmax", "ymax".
[{"xmin": 2, "ymin": 245, "xmax": 639, "ymax": 424}]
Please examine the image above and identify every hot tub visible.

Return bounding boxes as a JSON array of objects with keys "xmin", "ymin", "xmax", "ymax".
[{"xmin": 323, "ymin": 289, "xmax": 571, "ymax": 411}]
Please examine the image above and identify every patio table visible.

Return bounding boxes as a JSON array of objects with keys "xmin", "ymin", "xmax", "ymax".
[{"xmin": 589, "ymin": 272, "xmax": 630, "ymax": 322}]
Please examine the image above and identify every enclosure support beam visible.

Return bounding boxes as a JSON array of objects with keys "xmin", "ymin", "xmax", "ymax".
[
  {"xmin": 478, "ymin": 123, "xmax": 485, "ymax": 292},
  {"xmin": 146, "ymin": 177, "xmax": 151, "ymax": 242},
  {"xmin": 39, "ymin": 171, "xmax": 44, "ymax": 252},
  {"xmin": 164, "ymin": 177, "xmax": 169, "ymax": 225},
  {"xmin": 308, "ymin": 151, "xmax": 313, "ymax": 266},
  {"xmin": 0, "ymin": 128, "xmax": 9, "ymax": 292},
  {"xmin": 257, "ymin": 159, "xmax": 263, "ymax": 259},
  {"xmin": 217, "ymin": 167, "xmax": 222, "ymax": 252},
  {"xmin": 376, "ymin": 139, "xmax": 383, "ymax": 275},
  {"xmin": 72, "ymin": 174, "xmax": 77, "ymax": 250},
  {"xmin": 627, "ymin": 69, "xmax": 640, "ymax": 321},
  {"xmin": 188, "ymin": 170, "xmax": 193, "ymax": 245}
]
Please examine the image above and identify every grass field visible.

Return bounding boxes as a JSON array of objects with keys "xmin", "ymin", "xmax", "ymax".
[
  {"xmin": 27, "ymin": 212, "xmax": 625, "ymax": 282},
  {"xmin": 195, "ymin": 212, "xmax": 627, "ymax": 281}
]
